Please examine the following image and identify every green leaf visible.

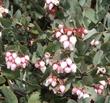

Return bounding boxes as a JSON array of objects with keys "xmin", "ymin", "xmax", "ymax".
[
  {"xmin": 67, "ymin": 99, "xmax": 77, "ymax": 103},
  {"xmin": 85, "ymin": 86, "xmax": 97, "ymax": 100},
  {"xmin": 14, "ymin": 9, "xmax": 22, "ymax": 19},
  {"xmin": 83, "ymin": 8, "xmax": 98, "ymax": 24},
  {"xmin": 45, "ymin": 41, "xmax": 60, "ymax": 52},
  {"xmin": 0, "ymin": 76, "xmax": 6, "ymax": 85},
  {"xmin": 82, "ymin": 75, "xmax": 94, "ymax": 86},
  {"xmin": 67, "ymin": 0, "xmax": 83, "ymax": 26},
  {"xmin": 53, "ymin": 49, "xmax": 61, "ymax": 61},
  {"xmin": 1, "ymin": 85, "xmax": 18, "ymax": 103},
  {"xmin": 95, "ymin": 95, "xmax": 105, "ymax": 103},
  {"xmin": 36, "ymin": 43, "xmax": 45, "ymax": 57},
  {"xmin": 104, "ymin": 96, "xmax": 110, "ymax": 103},
  {"xmin": 103, "ymin": 32, "xmax": 110, "ymax": 43},
  {"xmin": 30, "ymin": 29, "xmax": 39, "ymax": 35},
  {"xmin": 79, "ymin": 0, "xmax": 86, "ymax": 6},
  {"xmin": 28, "ymin": 92, "xmax": 41, "ymax": 103},
  {"xmin": 2, "ymin": 69, "xmax": 20, "ymax": 80},
  {"xmin": 0, "ymin": 18, "xmax": 12, "ymax": 28},
  {"xmin": 83, "ymin": 28, "xmax": 97, "ymax": 41},
  {"xmin": 93, "ymin": 50, "xmax": 103, "ymax": 65},
  {"xmin": 4, "ymin": 0, "xmax": 9, "ymax": 8}
]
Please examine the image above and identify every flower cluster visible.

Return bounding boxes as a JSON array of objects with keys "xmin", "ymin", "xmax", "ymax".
[
  {"xmin": 72, "ymin": 87, "xmax": 89, "ymax": 99},
  {"xmin": 0, "ymin": 6, "xmax": 8, "ymax": 17},
  {"xmin": 93, "ymin": 80, "xmax": 107, "ymax": 94},
  {"xmin": 44, "ymin": 74, "xmax": 66, "ymax": 94},
  {"xmin": 53, "ymin": 25, "xmax": 88, "ymax": 50},
  {"xmin": 44, "ymin": 0, "xmax": 60, "ymax": 16},
  {"xmin": 52, "ymin": 58, "xmax": 77, "ymax": 73},
  {"xmin": 5, "ymin": 51, "xmax": 30, "ymax": 71},
  {"xmin": 35, "ymin": 52, "xmax": 52, "ymax": 73}
]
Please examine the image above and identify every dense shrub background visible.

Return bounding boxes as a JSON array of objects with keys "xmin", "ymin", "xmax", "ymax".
[{"xmin": 0, "ymin": 0, "xmax": 110, "ymax": 103}]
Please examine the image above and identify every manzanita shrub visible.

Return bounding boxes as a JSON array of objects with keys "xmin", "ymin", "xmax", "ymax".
[{"xmin": 0, "ymin": 0, "xmax": 110, "ymax": 103}]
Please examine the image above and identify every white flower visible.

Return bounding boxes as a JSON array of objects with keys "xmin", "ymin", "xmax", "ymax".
[
  {"xmin": 90, "ymin": 39, "xmax": 100, "ymax": 46},
  {"xmin": 35, "ymin": 62, "xmax": 39, "ymax": 68},
  {"xmin": 0, "ymin": 32, "xmax": 2, "ymax": 37},
  {"xmin": 21, "ymin": 57, "xmax": 26, "ymax": 63},
  {"xmin": 55, "ymin": 31, "xmax": 62, "ymax": 38},
  {"xmin": 40, "ymin": 66, "xmax": 46, "ymax": 73},
  {"xmin": 6, "ymin": 62, "xmax": 11, "ymax": 69},
  {"xmin": 64, "ymin": 67, "xmax": 71, "ymax": 73},
  {"xmin": 83, "ymin": 93, "xmax": 89, "ymax": 99},
  {"xmin": 78, "ymin": 92, "xmax": 84, "ymax": 99},
  {"xmin": 99, "ymin": 85, "xmax": 104, "ymax": 90},
  {"xmin": 90, "ymin": 39, "xmax": 95, "ymax": 45},
  {"xmin": 45, "ymin": 59, "xmax": 50, "ymax": 65},
  {"xmin": 60, "ymin": 28, "xmax": 64, "ymax": 33},
  {"xmin": 4, "ymin": 8, "xmax": 9, "ymax": 13},
  {"xmin": 70, "ymin": 63, "xmax": 77, "ymax": 73},
  {"xmin": 97, "ymin": 67, "xmax": 106, "ymax": 74},
  {"xmin": 22, "ymin": 63, "xmax": 27, "ymax": 68},
  {"xmin": 44, "ymin": 52, "xmax": 51, "ymax": 59},
  {"xmin": 53, "ymin": 63, "xmax": 58, "ymax": 70},
  {"xmin": 6, "ymin": 52, "xmax": 11, "ymax": 57},
  {"xmin": 59, "ymin": 85, "xmax": 65, "ymax": 93},
  {"xmin": 63, "ymin": 40, "xmax": 70, "ymax": 49},
  {"xmin": 83, "ymin": 29, "xmax": 88, "ymax": 34},
  {"xmin": 12, "ymin": 53, "xmax": 17, "ymax": 59},
  {"xmin": 94, "ymin": 40, "xmax": 100, "ymax": 46},
  {"xmin": 60, "ymin": 61, "xmax": 67, "ymax": 69},
  {"xmin": 69, "ymin": 36, "xmax": 77, "ymax": 45},
  {"xmin": 69, "ymin": 43, "xmax": 74, "ymax": 51},
  {"xmin": 72, "ymin": 87, "xmax": 78, "ymax": 94},
  {"xmin": 25, "ymin": 55, "xmax": 29, "ymax": 60},
  {"xmin": 51, "ymin": 80, "xmax": 57, "ymax": 87},
  {"xmin": 15, "ymin": 57, "xmax": 21, "ymax": 65},
  {"xmin": 99, "ymin": 80, "xmax": 106, "ymax": 86},
  {"xmin": 44, "ymin": 78, "xmax": 52, "ymax": 86},
  {"xmin": 59, "ymin": 35, "xmax": 68, "ymax": 43},
  {"xmin": 39, "ymin": 61, "xmax": 45, "ymax": 67},
  {"xmin": 46, "ymin": 0, "xmax": 52, "ymax": 4},
  {"xmin": 49, "ymin": 3, "xmax": 54, "ymax": 10},
  {"xmin": 52, "ymin": 0, "xmax": 60, "ymax": 5},
  {"xmin": 11, "ymin": 63, "xmax": 17, "ymax": 71},
  {"xmin": 97, "ymin": 89, "xmax": 102, "ymax": 94},
  {"xmin": 58, "ymin": 24, "xmax": 64, "ymax": 29},
  {"xmin": 8, "ymin": 56, "xmax": 13, "ymax": 61},
  {"xmin": 67, "ymin": 31, "xmax": 72, "ymax": 36},
  {"xmin": 66, "ymin": 58, "xmax": 72, "ymax": 65},
  {"xmin": 0, "ymin": 13, "xmax": 2, "ymax": 17}
]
